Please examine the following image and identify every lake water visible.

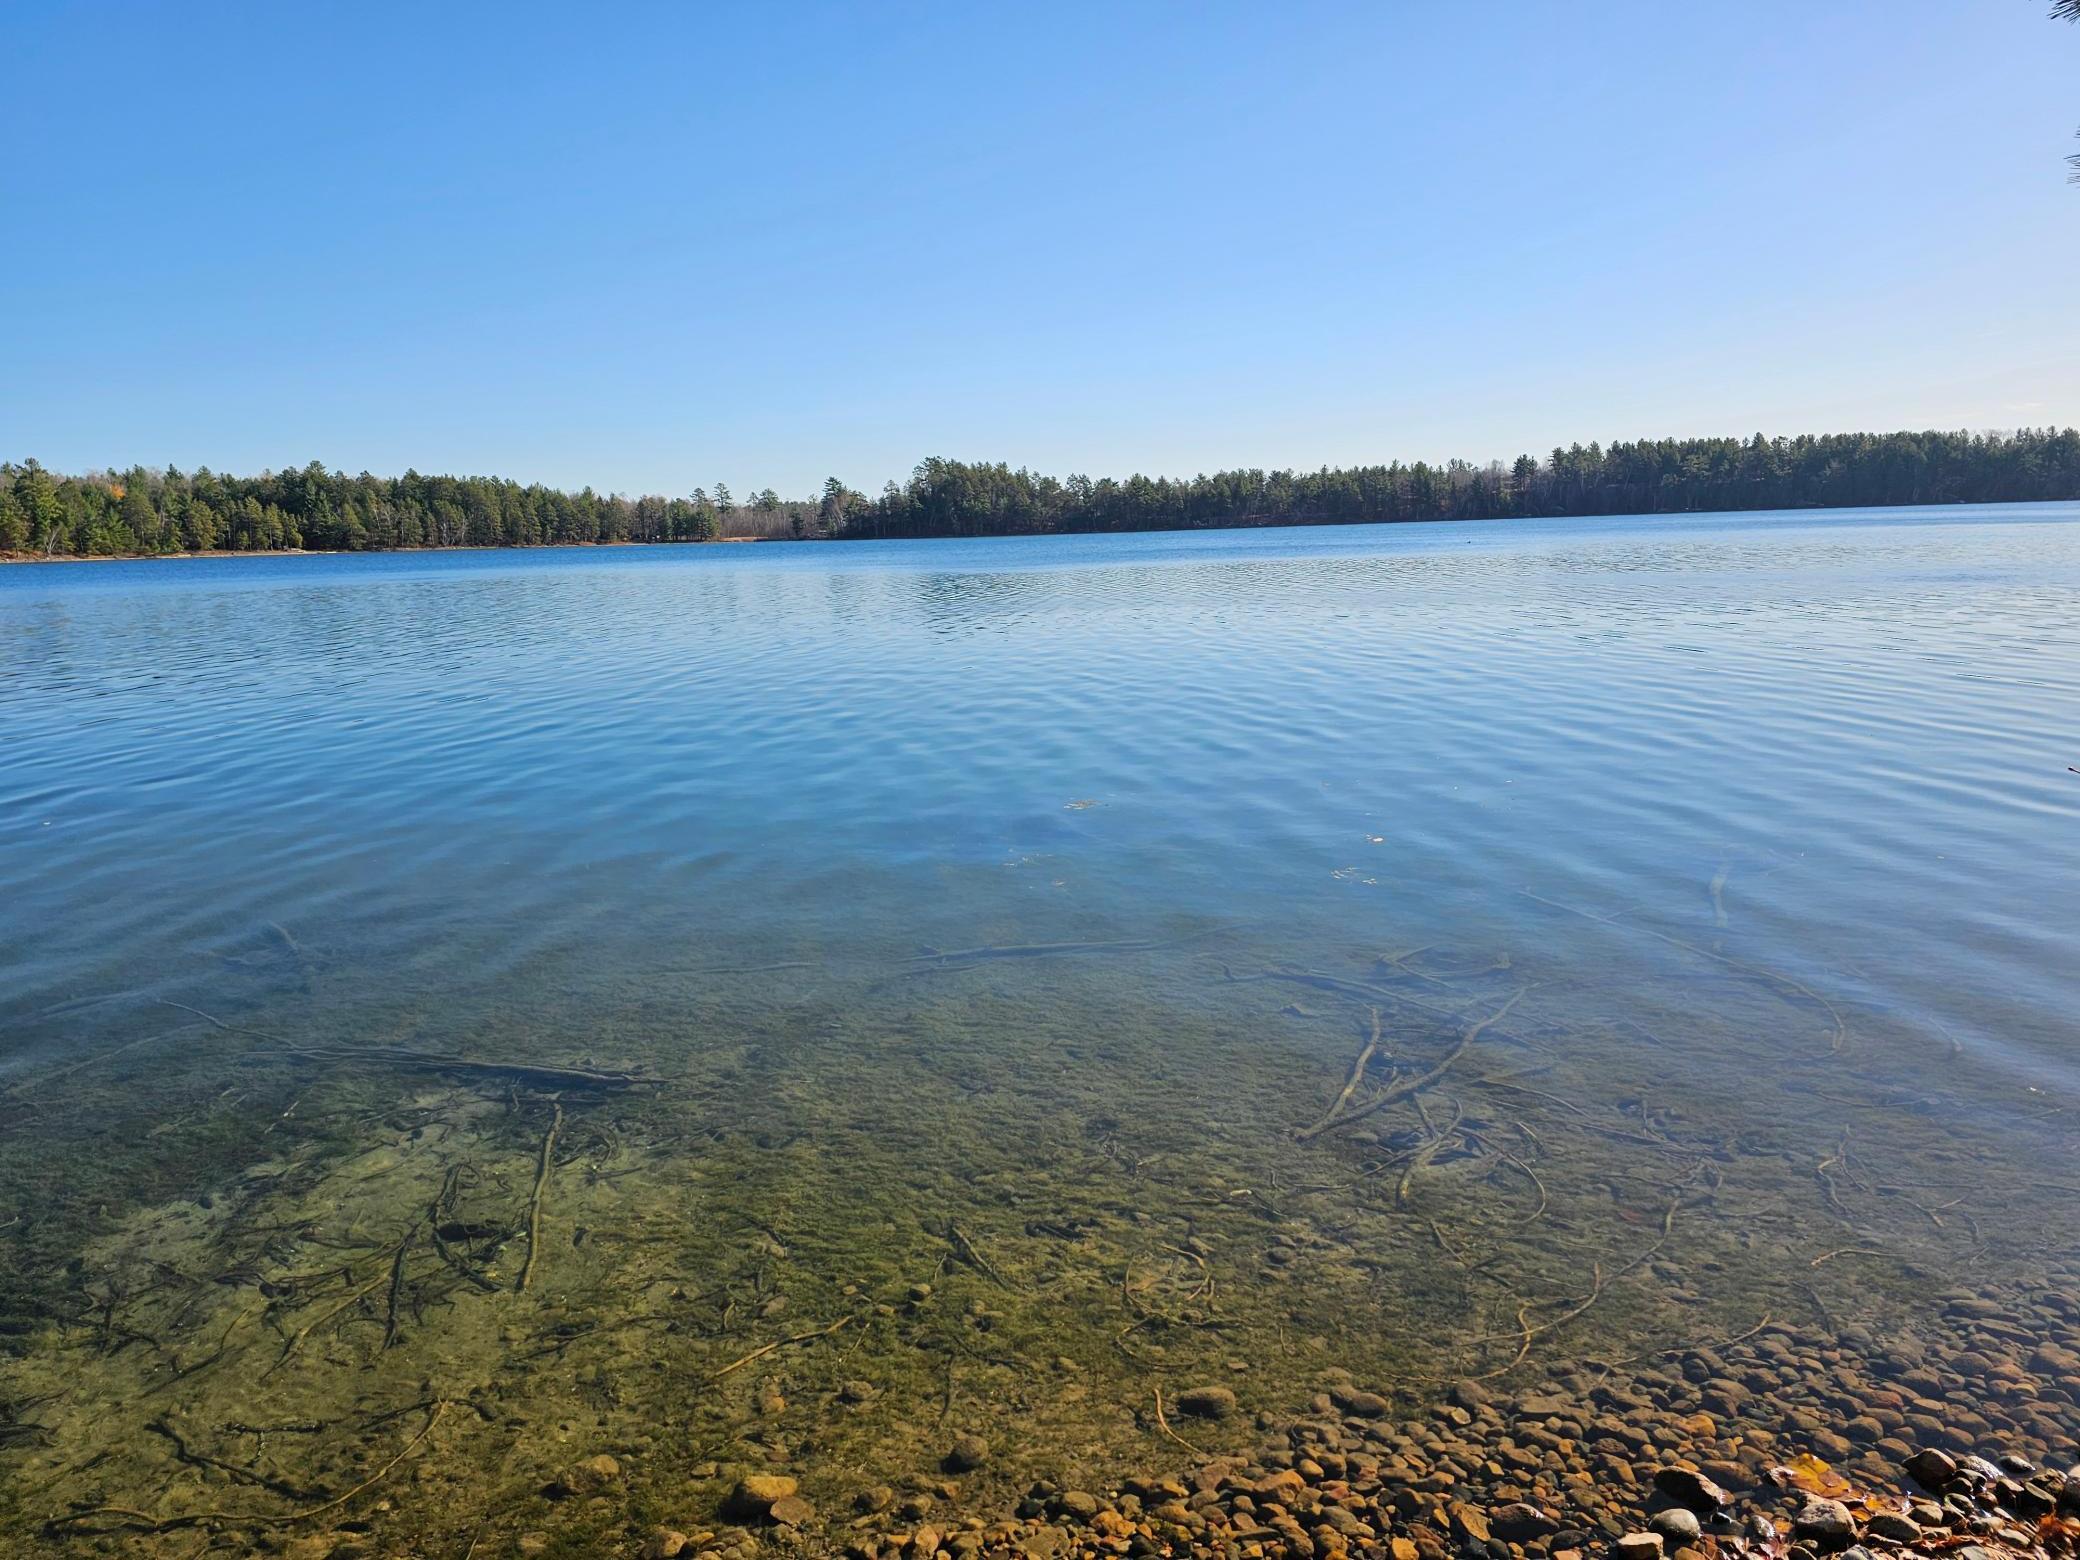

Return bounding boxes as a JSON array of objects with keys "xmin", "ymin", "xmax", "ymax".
[{"xmin": 4, "ymin": 505, "xmax": 2079, "ymax": 1549}]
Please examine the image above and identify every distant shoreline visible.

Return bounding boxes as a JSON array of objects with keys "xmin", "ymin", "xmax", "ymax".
[
  {"xmin": 8, "ymin": 429, "xmax": 2077, "ymax": 561},
  {"xmin": 0, "ymin": 536, "xmax": 772, "ymax": 566},
  {"xmin": 3, "ymin": 492, "xmax": 2078, "ymax": 568}
]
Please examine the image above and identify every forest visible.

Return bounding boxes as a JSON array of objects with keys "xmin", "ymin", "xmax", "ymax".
[{"xmin": 4, "ymin": 427, "xmax": 2079, "ymax": 558}]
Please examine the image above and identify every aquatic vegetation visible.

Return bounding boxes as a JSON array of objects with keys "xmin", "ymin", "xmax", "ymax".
[{"xmin": 1, "ymin": 922, "xmax": 2071, "ymax": 1555}]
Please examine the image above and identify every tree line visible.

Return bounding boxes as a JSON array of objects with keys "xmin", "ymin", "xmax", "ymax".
[{"xmin": 4, "ymin": 428, "xmax": 2078, "ymax": 558}]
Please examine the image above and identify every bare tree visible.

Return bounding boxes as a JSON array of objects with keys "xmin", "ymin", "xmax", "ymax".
[{"xmin": 2059, "ymin": 2, "xmax": 2080, "ymax": 181}]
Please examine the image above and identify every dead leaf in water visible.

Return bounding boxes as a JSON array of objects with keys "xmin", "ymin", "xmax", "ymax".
[{"xmin": 1771, "ymin": 1453, "xmax": 1852, "ymax": 1499}]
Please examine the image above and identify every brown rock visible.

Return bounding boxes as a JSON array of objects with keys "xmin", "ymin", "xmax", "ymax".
[
  {"xmin": 1652, "ymin": 1467, "xmax": 1729, "ymax": 1513},
  {"xmin": 1448, "ymin": 1502, "xmax": 1491, "ymax": 1544},
  {"xmin": 725, "ymin": 1475, "xmax": 800, "ymax": 1519},
  {"xmin": 546, "ymin": 1454, "xmax": 623, "ymax": 1499},
  {"xmin": 1863, "ymin": 1512, "xmax": 1919, "ymax": 1543},
  {"xmin": 1491, "ymin": 1503, "xmax": 1560, "ymax": 1542},
  {"xmin": 1903, "ymin": 1448, "xmax": 1958, "ymax": 1490},
  {"xmin": 1793, "ymin": 1498, "xmax": 1856, "ymax": 1551},
  {"xmin": 944, "ymin": 1434, "xmax": 990, "ymax": 1472}
]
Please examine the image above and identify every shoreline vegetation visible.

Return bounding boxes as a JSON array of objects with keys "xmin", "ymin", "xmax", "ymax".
[{"xmin": 4, "ymin": 427, "xmax": 2079, "ymax": 562}]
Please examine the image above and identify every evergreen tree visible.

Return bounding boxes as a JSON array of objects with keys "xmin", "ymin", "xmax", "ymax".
[{"xmin": 0, "ymin": 487, "xmax": 26, "ymax": 551}]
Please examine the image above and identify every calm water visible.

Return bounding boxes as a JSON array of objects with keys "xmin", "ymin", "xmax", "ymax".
[
  {"xmin": 5, "ymin": 505, "xmax": 2078, "ymax": 1090},
  {"xmin": 4, "ymin": 505, "xmax": 2079, "ymax": 1545}
]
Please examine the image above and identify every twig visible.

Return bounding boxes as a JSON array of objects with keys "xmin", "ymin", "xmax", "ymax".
[
  {"xmin": 289, "ymin": 1046, "xmax": 647, "ymax": 1091},
  {"xmin": 1809, "ymin": 1246, "xmax": 1887, "ymax": 1268},
  {"xmin": 4, "ymin": 1026, "xmax": 194, "ymax": 1096},
  {"xmin": 153, "ymin": 1000, "xmax": 290, "ymax": 1044},
  {"xmin": 1588, "ymin": 1311, "xmax": 1776, "ymax": 1374},
  {"xmin": 910, "ymin": 938, "xmax": 1159, "ymax": 966},
  {"xmin": 382, "ymin": 1233, "xmax": 414, "ymax": 1349},
  {"xmin": 517, "ymin": 1104, "xmax": 563, "ymax": 1294},
  {"xmin": 708, "ymin": 1315, "xmax": 855, "ymax": 1380},
  {"xmin": 1467, "ymin": 1262, "xmax": 1605, "ymax": 1353},
  {"xmin": 145, "ymin": 1419, "xmax": 315, "ymax": 1502},
  {"xmin": 947, "ymin": 1220, "xmax": 1017, "ymax": 1289},
  {"xmin": 51, "ymin": 1400, "xmax": 446, "ymax": 1532},
  {"xmin": 1150, "ymin": 1386, "xmax": 1206, "ymax": 1454}
]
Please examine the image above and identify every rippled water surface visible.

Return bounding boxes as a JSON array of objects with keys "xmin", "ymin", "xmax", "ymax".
[{"xmin": 3, "ymin": 505, "xmax": 2079, "ymax": 1549}]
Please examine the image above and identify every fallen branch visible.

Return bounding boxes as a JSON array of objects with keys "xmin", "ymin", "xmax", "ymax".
[
  {"xmin": 1297, "ymin": 989, "xmax": 1526, "ymax": 1143},
  {"xmin": 1304, "ymin": 1008, "xmax": 1382, "ymax": 1137},
  {"xmin": 1396, "ymin": 1099, "xmax": 1465, "ymax": 1210}
]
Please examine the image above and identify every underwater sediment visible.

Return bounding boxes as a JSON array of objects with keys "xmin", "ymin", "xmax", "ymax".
[{"xmin": 3, "ymin": 924, "xmax": 2076, "ymax": 1560}]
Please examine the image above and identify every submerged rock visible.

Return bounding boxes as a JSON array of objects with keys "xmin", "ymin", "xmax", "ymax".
[
  {"xmin": 1331, "ymin": 1386, "xmax": 1391, "ymax": 1418},
  {"xmin": 546, "ymin": 1454, "xmax": 622, "ymax": 1499},
  {"xmin": 1648, "ymin": 1508, "xmax": 1701, "ymax": 1546},
  {"xmin": 1793, "ymin": 1497, "xmax": 1857, "ymax": 1550},
  {"xmin": 725, "ymin": 1474, "xmax": 799, "ymax": 1519},
  {"xmin": 1904, "ymin": 1447, "xmax": 1959, "ymax": 1490},
  {"xmin": 1652, "ymin": 1467, "xmax": 1728, "ymax": 1513},
  {"xmin": 1173, "ymin": 1385, "xmax": 1237, "ymax": 1420},
  {"xmin": 945, "ymin": 1434, "xmax": 991, "ymax": 1472},
  {"xmin": 1863, "ymin": 1512, "xmax": 1920, "ymax": 1542}
]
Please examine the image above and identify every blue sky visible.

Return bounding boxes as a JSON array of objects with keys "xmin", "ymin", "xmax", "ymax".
[{"xmin": 4, "ymin": 1, "xmax": 2076, "ymax": 496}]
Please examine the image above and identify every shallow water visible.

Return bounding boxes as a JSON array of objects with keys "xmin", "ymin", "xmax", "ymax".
[{"xmin": 3, "ymin": 506, "xmax": 2078, "ymax": 1551}]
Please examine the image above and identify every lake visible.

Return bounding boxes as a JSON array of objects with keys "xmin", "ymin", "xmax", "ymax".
[{"xmin": 4, "ymin": 505, "xmax": 2079, "ymax": 1551}]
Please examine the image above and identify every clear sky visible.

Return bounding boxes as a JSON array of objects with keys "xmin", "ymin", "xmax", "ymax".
[{"xmin": 4, "ymin": 1, "xmax": 2077, "ymax": 497}]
